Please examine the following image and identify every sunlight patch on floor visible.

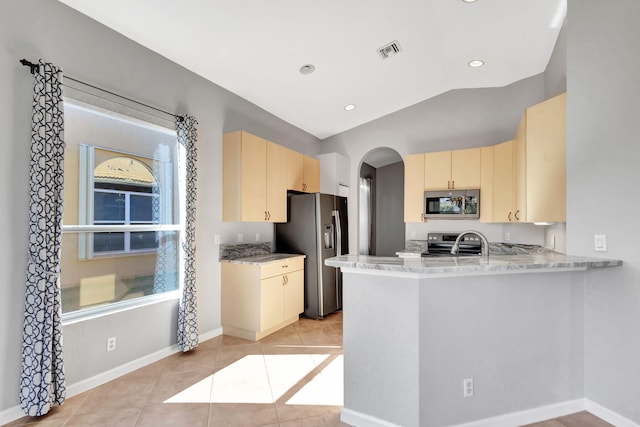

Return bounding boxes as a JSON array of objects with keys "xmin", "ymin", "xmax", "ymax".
[
  {"xmin": 163, "ymin": 353, "xmax": 342, "ymax": 406},
  {"xmin": 286, "ymin": 355, "xmax": 343, "ymax": 406}
]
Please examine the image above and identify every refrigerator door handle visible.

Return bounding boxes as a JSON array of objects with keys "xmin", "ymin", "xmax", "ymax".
[{"xmin": 332, "ymin": 210, "xmax": 342, "ymax": 256}]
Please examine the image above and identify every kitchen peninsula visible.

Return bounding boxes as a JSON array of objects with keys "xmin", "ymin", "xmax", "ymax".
[{"xmin": 326, "ymin": 253, "xmax": 622, "ymax": 427}]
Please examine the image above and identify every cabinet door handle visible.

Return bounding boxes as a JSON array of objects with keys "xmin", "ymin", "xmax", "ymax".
[
  {"xmin": 285, "ymin": 275, "xmax": 288, "ymax": 284},
  {"xmin": 267, "ymin": 211, "xmax": 271, "ymax": 220},
  {"xmin": 451, "ymin": 180, "xmax": 454, "ymax": 189},
  {"xmin": 265, "ymin": 211, "xmax": 268, "ymax": 221},
  {"xmin": 283, "ymin": 276, "xmax": 286, "ymax": 286},
  {"xmin": 508, "ymin": 211, "xmax": 512, "ymax": 222},
  {"xmin": 514, "ymin": 210, "xmax": 520, "ymax": 221}
]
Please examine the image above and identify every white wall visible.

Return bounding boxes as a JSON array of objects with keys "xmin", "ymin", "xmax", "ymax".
[
  {"xmin": 567, "ymin": 1, "xmax": 640, "ymax": 422},
  {"xmin": 0, "ymin": 0, "xmax": 320, "ymax": 416}
]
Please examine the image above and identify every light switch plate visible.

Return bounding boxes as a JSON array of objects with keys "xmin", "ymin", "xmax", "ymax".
[{"xmin": 594, "ymin": 234, "xmax": 607, "ymax": 252}]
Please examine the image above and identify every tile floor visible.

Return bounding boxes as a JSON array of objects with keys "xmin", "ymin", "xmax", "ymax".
[
  {"xmin": 6, "ymin": 312, "xmax": 347, "ymax": 427},
  {"xmin": 4, "ymin": 311, "xmax": 614, "ymax": 427}
]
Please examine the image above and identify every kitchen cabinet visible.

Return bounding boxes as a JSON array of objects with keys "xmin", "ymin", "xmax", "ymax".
[
  {"xmin": 479, "ymin": 146, "xmax": 494, "ymax": 222},
  {"xmin": 484, "ymin": 92, "xmax": 566, "ymax": 223},
  {"xmin": 266, "ymin": 141, "xmax": 288, "ymax": 222},
  {"xmin": 223, "ymin": 131, "xmax": 287, "ymax": 222},
  {"xmin": 221, "ymin": 256, "xmax": 305, "ymax": 341},
  {"xmin": 287, "ymin": 149, "xmax": 320, "ymax": 193},
  {"xmin": 489, "ymin": 140, "xmax": 515, "ymax": 222},
  {"xmin": 515, "ymin": 92, "xmax": 566, "ymax": 223},
  {"xmin": 424, "ymin": 148, "xmax": 481, "ymax": 190},
  {"xmin": 404, "ymin": 153, "xmax": 425, "ymax": 222}
]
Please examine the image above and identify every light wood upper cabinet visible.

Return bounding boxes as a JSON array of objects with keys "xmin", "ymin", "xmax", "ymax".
[
  {"xmin": 479, "ymin": 146, "xmax": 494, "ymax": 223},
  {"xmin": 224, "ymin": 131, "xmax": 321, "ymax": 222},
  {"xmin": 223, "ymin": 131, "xmax": 287, "ymax": 222},
  {"xmin": 520, "ymin": 92, "xmax": 566, "ymax": 223},
  {"xmin": 452, "ymin": 148, "xmax": 482, "ymax": 189},
  {"xmin": 424, "ymin": 148, "xmax": 481, "ymax": 190},
  {"xmin": 286, "ymin": 149, "xmax": 304, "ymax": 191},
  {"xmin": 424, "ymin": 151, "xmax": 451, "ymax": 190},
  {"xmin": 302, "ymin": 155, "xmax": 320, "ymax": 193},
  {"xmin": 404, "ymin": 153, "xmax": 426, "ymax": 222},
  {"xmin": 490, "ymin": 140, "xmax": 515, "ymax": 222},
  {"xmin": 266, "ymin": 141, "xmax": 288, "ymax": 222},
  {"xmin": 483, "ymin": 92, "xmax": 566, "ymax": 223},
  {"xmin": 287, "ymin": 150, "xmax": 319, "ymax": 193}
]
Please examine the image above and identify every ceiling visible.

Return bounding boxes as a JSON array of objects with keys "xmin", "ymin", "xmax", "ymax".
[{"xmin": 56, "ymin": 0, "xmax": 566, "ymax": 140}]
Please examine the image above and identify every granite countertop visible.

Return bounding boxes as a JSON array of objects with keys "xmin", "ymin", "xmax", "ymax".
[
  {"xmin": 221, "ymin": 253, "xmax": 305, "ymax": 265},
  {"xmin": 326, "ymin": 253, "xmax": 622, "ymax": 276},
  {"xmin": 218, "ymin": 242, "xmax": 305, "ymax": 265}
]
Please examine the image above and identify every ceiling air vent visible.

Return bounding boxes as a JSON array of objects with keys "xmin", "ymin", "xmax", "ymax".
[{"xmin": 377, "ymin": 40, "xmax": 402, "ymax": 60}]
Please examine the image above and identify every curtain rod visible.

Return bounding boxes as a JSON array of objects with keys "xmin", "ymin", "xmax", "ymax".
[{"xmin": 20, "ymin": 58, "xmax": 183, "ymax": 122}]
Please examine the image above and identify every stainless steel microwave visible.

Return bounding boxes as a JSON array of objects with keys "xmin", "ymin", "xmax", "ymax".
[{"xmin": 423, "ymin": 189, "xmax": 480, "ymax": 220}]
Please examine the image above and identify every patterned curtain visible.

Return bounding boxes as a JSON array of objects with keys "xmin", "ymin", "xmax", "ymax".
[
  {"xmin": 20, "ymin": 60, "xmax": 66, "ymax": 416},
  {"xmin": 176, "ymin": 115, "xmax": 199, "ymax": 352}
]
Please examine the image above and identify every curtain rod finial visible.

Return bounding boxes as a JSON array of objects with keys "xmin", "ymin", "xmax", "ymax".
[{"xmin": 20, "ymin": 59, "xmax": 39, "ymax": 75}]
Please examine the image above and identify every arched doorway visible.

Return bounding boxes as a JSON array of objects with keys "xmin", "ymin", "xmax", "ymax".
[{"xmin": 359, "ymin": 148, "xmax": 405, "ymax": 256}]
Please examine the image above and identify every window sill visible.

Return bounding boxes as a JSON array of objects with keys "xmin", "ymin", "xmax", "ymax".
[{"xmin": 62, "ymin": 289, "xmax": 181, "ymax": 326}]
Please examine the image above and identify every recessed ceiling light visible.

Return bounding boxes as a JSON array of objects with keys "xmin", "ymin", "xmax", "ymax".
[
  {"xmin": 344, "ymin": 104, "xmax": 356, "ymax": 111},
  {"xmin": 462, "ymin": 0, "xmax": 478, "ymax": 3},
  {"xmin": 299, "ymin": 64, "xmax": 315, "ymax": 75},
  {"xmin": 468, "ymin": 60, "xmax": 484, "ymax": 68}
]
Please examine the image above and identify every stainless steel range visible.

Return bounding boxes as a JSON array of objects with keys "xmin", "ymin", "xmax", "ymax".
[{"xmin": 422, "ymin": 232, "xmax": 482, "ymax": 257}]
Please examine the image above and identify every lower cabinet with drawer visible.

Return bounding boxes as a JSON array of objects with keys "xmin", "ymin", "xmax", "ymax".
[{"xmin": 221, "ymin": 255, "xmax": 305, "ymax": 341}]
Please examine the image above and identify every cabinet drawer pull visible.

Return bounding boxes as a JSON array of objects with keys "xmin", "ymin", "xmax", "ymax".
[{"xmin": 282, "ymin": 264, "xmax": 288, "ymax": 268}]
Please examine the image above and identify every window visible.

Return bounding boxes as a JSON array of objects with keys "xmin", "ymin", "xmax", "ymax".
[{"xmin": 61, "ymin": 98, "xmax": 183, "ymax": 317}]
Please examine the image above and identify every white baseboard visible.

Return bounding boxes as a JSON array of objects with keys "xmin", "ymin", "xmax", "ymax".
[
  {"xmin": 586, "ymin": 399, "xmax": 640, "ymax": 427},
  {"xmin": 342, "ymin": 398, "xmax": 640, "ymax": 427},
  {"xmin": 0, "ymin": 327, "xmax": 223, "ymax": 426},
  {"xmin": 452, "ymin": 399, "xmax": 586, "ymax": 427},
  {"xmin": 341, "ymin": 408, "xmax": 403, "ymax": 427},
  {"xmin": 0, "ymin": 406, "xmax": 28, "ymax": 426}
]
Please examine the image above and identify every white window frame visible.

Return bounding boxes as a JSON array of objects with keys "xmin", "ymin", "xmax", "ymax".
[
  {"xmin": 61, "ymin": 94, "xmax": 184, "ymax": 321},
  {"xmin": 77, "ymin": 144, "xmax": 175, "ymax": 260}
]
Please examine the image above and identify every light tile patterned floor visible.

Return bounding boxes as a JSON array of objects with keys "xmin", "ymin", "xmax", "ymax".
[
  {"xmin": 5, "ymin": 312, "xmax": 347, "ymax": 427},
  {"xmin": 3, "ymin": 310, "xmax": 614, "ymax": 426}
]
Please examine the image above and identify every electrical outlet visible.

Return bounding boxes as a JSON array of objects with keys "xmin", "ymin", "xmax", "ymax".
[
  {"xmin": 237, "ymin": 233, "xmax": 244, "ymax": 243},
  {"xmin": 504, "ymin": 232, "xmax": 510, "ymax": 241},
  {"xmin": 594, "ymin": 234, "xmax": 607, "ymax": 252},
  {"xmin": 255, "ymin": 233, "xmax": 260, "ymax": 242},
  {"xmin": 214, "ymin": 234, "xmax": 221, "ymax": 245},
  {"xmin": 106, "ymin": 337, "xmax": 116, "ymax": 352},
  {"xmin": 463, "ymin": 378, "xmax": 473, "ymax": 398},
  {"xmin": 551, "ymin": 234, "xmax": 556, "ymax": 250}
]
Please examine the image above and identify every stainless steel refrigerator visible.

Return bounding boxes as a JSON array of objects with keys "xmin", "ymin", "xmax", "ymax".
[{"xmin": 275, "ymin": 192, "xmax": 348, "ymax": 319}]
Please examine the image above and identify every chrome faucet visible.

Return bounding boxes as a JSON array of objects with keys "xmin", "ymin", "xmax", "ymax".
[{"xmin": 451, "ymin": 230, "xmax": 490, "ymax": 261}]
